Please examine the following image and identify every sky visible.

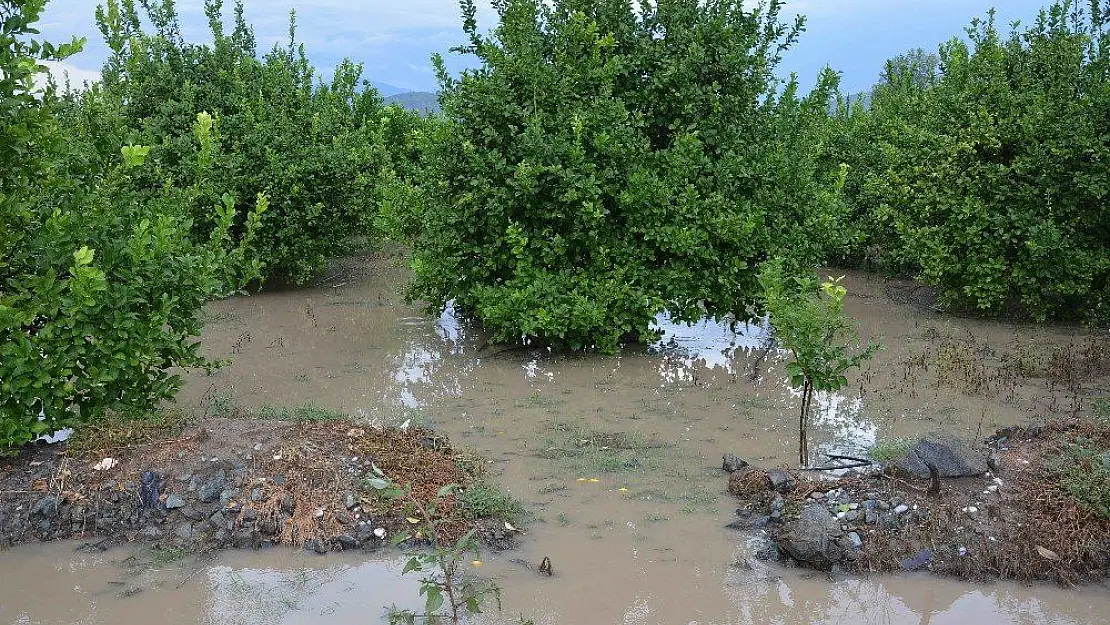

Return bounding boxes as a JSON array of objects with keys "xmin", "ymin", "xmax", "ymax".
[{"xmin": 39, "ymin": 0, "xmax": 1050, "ymax": 95}]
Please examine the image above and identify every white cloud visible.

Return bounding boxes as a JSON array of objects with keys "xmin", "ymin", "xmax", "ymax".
[{"xmin": 35, "ymin": 60, "xmax": 102, "ymax": 91}]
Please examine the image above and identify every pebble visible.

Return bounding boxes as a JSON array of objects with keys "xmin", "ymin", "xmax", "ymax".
[
  {"xmin": 963, "ymin": 506, "xmax": 978, "ymax": 516},
  {"xmin": 848, "ymin": 532, "xmax": 862, "ymax": 549},
  {"xmin": 373, "ymin": 527, "xmax": 387, "ymax": 539},
  {"xmin": 893, "ymin": 504, "xmax": 910, "ymax": 515},
  {"xmin": 986, "ymin": 485, "xmax": 999, "ymax": 493},
  {"xmin": 165, "ymin": 494, "xmax": 187, "ymax": 510},
  {"xmin": 253, "ymin": 443, "xmax": 264, "ymax": 452},
  {"xmin": 848, "ymin": 502, "xmax": 859, "ymax": 510}
]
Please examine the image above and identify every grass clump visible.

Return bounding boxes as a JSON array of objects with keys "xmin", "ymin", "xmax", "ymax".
[
  {"xmin": 1050, "ymin": 436, "xmax": 1110, "ymax": 520},
  {"xmin": 869, "ymin": 437, "xmax": 914, "ymax": 462},
  {"xmin": 533, "ymin": 421, "xmax": 669, "ymax": 475},
  {"xmin": 459, "ymin": 481, "xmax": 528, "ymax": 525},
  {"xmin": 68, "ymin": 409, "xmax": 188, "ymax": 454}
]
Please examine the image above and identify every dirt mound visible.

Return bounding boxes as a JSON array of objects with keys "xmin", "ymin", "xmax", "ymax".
[
  {"xmin": 727, "ymin": 420, "xmax": 1110, "ymax": 585},
  {"xmin": 0, "ymin": 419, "xmax": 515, "ymax": 554}
]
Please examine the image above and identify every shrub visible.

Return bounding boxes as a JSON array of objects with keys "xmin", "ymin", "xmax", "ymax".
[
  {"xmin": 1, "ymin": 3, "xmax": 265, "ymax": 447},
  {"xmin": 839, "ymin": 2, "xmax": 1110, "ymax": 320},
  {"xmin": 411, "ymin": 0, "xmax": 846, "ymax": 351},
  {"xmin": 1, "ymin": 107, "xmax": 266, "ymax": 448},
  {"xmin": 93, "ymin": 0, "xmax": 398, "ymax": 284}
]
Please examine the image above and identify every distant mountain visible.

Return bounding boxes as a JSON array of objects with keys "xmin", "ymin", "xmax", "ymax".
[
  {"xmin": 370, "ymin": 81, "xmax": 407, "ymax": 97},
  {"xmin": 384, "ymin": 91, "xmax": 440, "ymax": 115}
]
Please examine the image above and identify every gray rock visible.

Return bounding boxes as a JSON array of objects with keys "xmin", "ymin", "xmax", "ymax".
[
  {"xmin": 174, "ymin": 523, "xmax": 194, "ymax": 542},
  {"xmin": 848, "ymin": 531, "xmax": 862, "ymax": 549},
  {"xmin": 769, "ymin": 494, "xmax": 785, "ymax": 520},
  {"xmin": 335, "ymin": 534, "xmax": 360, "ymax": 550},
  {"xmin": 767, "ymin": 469, "xmax": 797, "ymax": 493},
  {"xmin": 165, "ymin": 494, "xmax": 187, "ymax": 510},
  {"xmin": 894, "ymin": 504, "xmax": 910, "ymax": 515},
  {"xmin": 722, "ymin": 454, "xmax": 749, "ymax": 473},
  {"xmin": 280, "ymin": 494, "xmax": 295, "ymax": 515},
  {"xmin": 241, "ymin": 509, "xmax": 259, "ymax": 523},
  {"xmin": 895, "ymin": 434, "xmax": 988, "ymax": 478},
  {"xmin": 988, "ymin": 451, "xmax": 1002, "ymax": 472},
  {"xmin": 749, "ymin": 536, "xmax": 782, "ymax": 562},
  {"xmin": 209, "ymin": 511, "xmax": 226, "ymax": 528},
  {"xmin": 32, "ymin": 496, "xmax": 61, "ymax": 519},
  {"xmin": 251, "ymin": 488, "xmax": 263, "ymax": 503},
  {"xmin": 197, "ymin": 472, "xmax": 226, "ymax": 503},
  {"xmin": 305, "ymin": 539, "xmax": 328, "ymax": 554},
  {"xmin": 253, "ymin": 443, "xmax": 264, "ymax": 452},
  {"xmin": 844, "ymin": 510, "xmax": 860, "ymax": 522},
  {"xmin": 139, "ymin": 525, "xmax": 164, "ymax": 540},
  {"xmin": 344, "ymin": 494, "xmax": 359, "ymax": 510},
  {"xmin": 775, "ymin": 504, "xmax": 845, "ymax": 570}
]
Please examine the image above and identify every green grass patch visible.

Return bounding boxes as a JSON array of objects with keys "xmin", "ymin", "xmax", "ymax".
[
  {"xmin": 869, "ymin": 437, "xmax": 914, "ymax": 462},
  {"xmin": 1049, "ymin": 436, "xmax": 1110, "ymax": 520},
  {"xmin": 459, "ymin": 481, "xmax": 528, "ymax": 525},
  {"xmin": 532, "ymin": 420, "xmax": 670, "ymax": 475}
]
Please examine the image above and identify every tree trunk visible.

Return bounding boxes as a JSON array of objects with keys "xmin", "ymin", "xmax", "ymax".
[{"xmin": 799, "ymin": 378, "xmax": 813, "ymax": 467}]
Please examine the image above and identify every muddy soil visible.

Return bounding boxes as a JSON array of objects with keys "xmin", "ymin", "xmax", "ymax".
[{"xmin": 3, "ymin": 251, "xmax": 1109, "ymax": 624}]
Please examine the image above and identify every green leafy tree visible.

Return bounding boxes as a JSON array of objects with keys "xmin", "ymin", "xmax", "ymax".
[
  {"xmin": 758, "ymin": 259, "xmax": 878, "ymax": 466},
  {"xmin": 411, "ymin": 0, "xmax": 846, "ymax": 351},
  {"xmin": 837, "ymin": 1, "xmax": 1110, "ymax": 321},
  {"xmin": 1, "ymin": 0, "xmax": 266, "ymax": 448},
  {"xmin": 93, "ymin": 0, "xmax": 400, "ymax": 284}
]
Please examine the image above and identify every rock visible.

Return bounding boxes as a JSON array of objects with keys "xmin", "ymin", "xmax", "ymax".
[
  {"xmin": 197, "ymin": 472, "xmax": 227, "ymax": 503},
  {"xmin": 305, "ymin": 539, "xmax": 328, "ymax": 554},
  {"xmin": 241, "ymin": 509, "xmax": 259, "ymax": 523},
  {"xmin": 767, "ymin": 469, "xmax": 797, "ymax": 493},
  {"xmin": 894, "ymin": 434, "xmax": 988, "ymax": 478},
  {"xmin": 336, "ymin": 534, "xmax": 360, "ymax": 550},
  {"xmin": 253, "ymin": 443, "xmax": 264, "ymax": 452},
  {"xmin": 848, "ymin": 531, "xmax": 862, "ymax": 549},
  {"xmin": 174, "ymin": 523, "xmax": 194, "ymax": 542},
  {"xmin": 344, "ymin": 494, "xmax": 359, "ymax": 510},
  {"xmin": 776, "ymin": 504, "xmax": 845, "ymax": 570},
  {"xmin": 844, "ymin": 510, "xmax": 860, "ymax": 522},
  {"xmin": 987, "ymin": 452, "xmax": 1002, "ymax": 472},
  {"xmin": 281, "ymin": 494, "xmax": 295, "ymax": 515},
  {"xmin": 769, "ymin": 494, "xmax": 785, "ymax": 521},
  {"xmin": 899, "ymin": 548, "xmax": 934, "ymax": 571},
  {"xmin": 32, "ymin": 496, "xmax": 61, "ymax": 519},
  {"xmin": 749, "ymin": 536, "xmax": 782, "ymax": 562},
  {"xmin": 209, "ymin": 511, "xmax": 226, "ymax": 528},
  {"xmin": 139, "ymin": 525, "xmax": 164, "ymax": 540},
  {"xmin": 165, "ymin": 494, "xmax": 187, "ymax": 510},
  {"xmin": 139, "ymin": 471, "xmax": 162, "ymax": 509},
  {"xmin": 894, "ymin": 504, "xmax": 910, "ymax": 515},
  {"xmin": 251, "ymin": 488, "xmax": 263, "ymax": 503},
  {"xmin": 722, "ymin": 454, "xmax": 749, "ymax": 473}
]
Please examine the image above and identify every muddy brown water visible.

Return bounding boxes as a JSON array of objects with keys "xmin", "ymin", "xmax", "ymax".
[{"xmin": 3, "ymin": 254, "xmax": 1109, "ymax": 624}]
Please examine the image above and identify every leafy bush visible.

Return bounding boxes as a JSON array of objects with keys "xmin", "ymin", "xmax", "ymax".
[
  {"xmin": 837, "ymin": 2, "xmax": 1110, "ymax": 320},
  {"xmin": 1, "ymin": 2, "xmax": 265, "ymax": 447},
  {"xmin": 93, "ymin": 0, "xmax": 402, "ymax": 284},
  {"xmin": 411, "ymin": 0, "xmax": 846, "ymax": 351}
]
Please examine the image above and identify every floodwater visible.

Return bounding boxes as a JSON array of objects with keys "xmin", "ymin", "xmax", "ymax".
[{"xmin": 3, "ymin": 253, "xmax": 1108, "ymax": 624}]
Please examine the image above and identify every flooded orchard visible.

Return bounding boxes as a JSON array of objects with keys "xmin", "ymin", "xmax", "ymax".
[{"xmin": 3, "ymin": 252, "xmax": 1109, "ymax": 624}]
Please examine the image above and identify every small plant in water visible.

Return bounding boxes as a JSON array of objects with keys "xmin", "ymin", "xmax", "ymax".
[
  {"xmin": 366, "ymin": 474, "xmax": 501, "ymax": 625},
  {"xmin": 759, "ymin": 259, "xmax": 879, "ymax": 466}
]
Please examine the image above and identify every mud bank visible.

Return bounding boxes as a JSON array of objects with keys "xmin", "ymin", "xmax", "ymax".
[
  {"xmin": 728, "ymin": 421, "xmax": 1110, "ymax": 585},
  {"xmin": 0, "ymin": 418, "xmax": 516, "ymax": 555}
]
